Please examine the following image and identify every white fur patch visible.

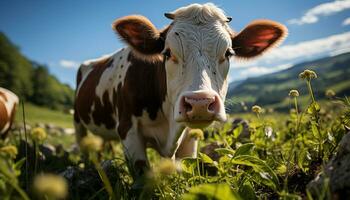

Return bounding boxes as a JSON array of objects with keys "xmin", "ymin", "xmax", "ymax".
[{"xmin": 0, "ymin": 87, "xmax": 19, "ymax": 134}]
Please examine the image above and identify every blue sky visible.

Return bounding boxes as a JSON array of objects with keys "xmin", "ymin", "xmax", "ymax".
[{"xmin": 1, "ymin": 0, "xmax": 350, "ymax": 87}]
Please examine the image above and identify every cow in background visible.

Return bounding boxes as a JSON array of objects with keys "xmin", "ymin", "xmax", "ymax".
[
  {"xmin": 74, "ymin": 3, "xmax": 287, "ymax": 178},
  {"xmin": 0, "ymin": 87, "xmax": 19, "ymax": 139}
]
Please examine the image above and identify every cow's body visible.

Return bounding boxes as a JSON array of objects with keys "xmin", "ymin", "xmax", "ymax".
[
  {"xmin": 74, "ymin": 3, "xmax": 287, "ymax": 178},
  {"xmin": 75, "ymin": 48, "xmax": 173, "ymax": 154},
  {"xmin": 0, "ymin": 87, "xmax": 19, "ymax": 139}
]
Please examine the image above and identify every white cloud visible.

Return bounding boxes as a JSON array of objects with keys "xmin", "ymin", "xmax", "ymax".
[
  {"xmin": 230, "ymin": 32, "xmax": 350, "ymax": 70},
  {"xmin": 230, "ymin": 60, "xmax": 258, "ymax": 69},
  {"xmin": 229, "ymin": 31, "xmax": 350, "ymax": 81},
  {"xmin": 240, "ymin": 63, "xmax": 293, "ymax": 77},
  {"xmin": 288, "ymin": 0, "xmax": 350, "ymax": 25},
  {"xmin": 59, "ymin": 60, "xmax": 80, "ymax": 69},
  {"xmin": 263, "ymin": 31, "xmax": 350, "ymax": 61},
  {"xmin": 343, "ymin": 17, "xmax": 350, "ymax": 26}
]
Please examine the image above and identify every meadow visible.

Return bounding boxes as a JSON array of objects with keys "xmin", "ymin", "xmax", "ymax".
[{"xmin": 0, "ymin": 69, "xmax": 349, "ymax": 200}]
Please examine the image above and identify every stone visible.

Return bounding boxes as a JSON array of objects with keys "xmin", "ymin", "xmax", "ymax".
[{"xmin": 307, "ymin": 133, "xmax": 350, "ymax": 199}]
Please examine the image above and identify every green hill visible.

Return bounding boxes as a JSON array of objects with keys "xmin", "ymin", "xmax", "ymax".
[
  {"xmin": 0, "ymin": 32, "xmax": 74, "ymax": 110},
  {"xmin": 226, "ymin": 52, "xmax": 350, "ymax": 112}
]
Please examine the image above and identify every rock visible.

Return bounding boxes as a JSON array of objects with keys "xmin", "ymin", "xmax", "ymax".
[
  {"xmin": 307, "ymin": 133, "xmax": 350, "ymax": 199},
  {"xmin": 63, "ymin": 128, "xmax": 75, "ymax": 135},
  {"xmin": 45, "ymin": 123, "xmax": 56, "ymax": 130},
  {"xmin": 230, "ymin": 118, "xmax": 250, "ymax": 142},
  {"xmin": 61, "ymin": 160, "xmax": 130, "ymax": 199},
  {"xmin": 35, "ymin": 123, "xmax": 46, "ymax": 128},
  {"xmin": 200, "ymin": 142, "xmax": 223, "ymax": 162},
  {"xmin": 16, "ymin": 140, "xmax": 73, "ymax": 177}
]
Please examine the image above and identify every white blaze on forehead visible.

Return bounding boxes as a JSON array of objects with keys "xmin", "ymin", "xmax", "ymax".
[
  {"xmin": 170, "ymin": 3, "xmax": 229, "ymax": 24},
  {"xmin": 165, "ymin": 4, "xmax": 232, "ymax": 99}
]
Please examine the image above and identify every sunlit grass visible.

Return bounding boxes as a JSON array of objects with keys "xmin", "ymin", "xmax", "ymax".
[
  {"xmin": 1, "ymin": 68, "xmax": 349, "ymax": 199},
  {"xmin": 15, "ymin": 103, "xmax": 73, "ymax": 128}
]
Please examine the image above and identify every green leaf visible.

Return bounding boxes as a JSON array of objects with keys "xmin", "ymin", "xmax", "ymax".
[
  {"xmin": 14, "ymin": 158, "xmax": 26, "ymax": 170},
  {"xmin": 231, "ymin": 155, "xmax": 279, "ymax": 190},
  {"xmin": 307, "ymin": 102, "xmax": 320, "ymax": 114},
  {"xmin": 233, "ymin": 124, "xmax": 243, "ymax": 139},
  {"xmin": 311, "ymin": 122, "xmax": 320, "ymax": 139},
  {"xmin": 239, "ymin": 181, "xmax": 257, "ymax": 200},
  {"xmin": 215, "ymin": 148, "xmax": 235, "ymax": 157},
  {"xmin": 181, "ymin": 158, "xmax": 199, "ymax": 174},
  {"xmin": 234, "ymin": 143, "xmax": 254, "ymax": 157},
  {"xmin": 199, "ymin": 152, "xmax": 214, "ymax": 164},
  {"xmin": 182, "ymin": 183, "xmax": 242, "ymax": 200}
]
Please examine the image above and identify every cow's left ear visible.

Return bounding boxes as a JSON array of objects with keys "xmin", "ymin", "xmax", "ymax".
[
  {"xmin": 232, "ymin": 20, "xmax": 287, "ymax": 58},
  {"xmin": 112, "ymin": 15, "xmax": 166, "ymax": 55}
]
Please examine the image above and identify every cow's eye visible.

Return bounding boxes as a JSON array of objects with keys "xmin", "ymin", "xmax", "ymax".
[
  {"xmin": 219, "ymin": 48, "xmax": 235, "ymax": 63},
  {"xmin": 163, "ymin": 49, "xmax": 171, "ymax": 58},
  {"xmin": 162, "ymin": 48, "xmax": 178, "ymax": 63},
  {"xmin": 225, "ymin": 48, "xmax": 235, "ymax": 58}
]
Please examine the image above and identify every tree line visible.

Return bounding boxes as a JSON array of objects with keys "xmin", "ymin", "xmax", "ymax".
[{"xmin": 0, "ymin": 32, "xmax": 74, "ymax": 110}]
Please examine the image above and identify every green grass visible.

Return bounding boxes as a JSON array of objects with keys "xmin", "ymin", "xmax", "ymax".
[
  {"xmin": 330, "ymin": 80, "xmax": 350, "ymax": 93},
  {"xmin": 15, "ymin": 103, "xmax": 73, "ymax": 128},
  {"xmin": 1, "ymin": 69, "xmax": 350, "ymax": 199}
]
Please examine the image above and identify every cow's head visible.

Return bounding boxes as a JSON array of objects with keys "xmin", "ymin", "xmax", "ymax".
[{"xmin": 112, "ymin": 3, "xmax": 287, "ymax": 128}]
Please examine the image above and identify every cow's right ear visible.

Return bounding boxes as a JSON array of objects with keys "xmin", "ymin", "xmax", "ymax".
[{"xmin": 112, "ymin": 15, "xmax": 165, "ymax": 55}]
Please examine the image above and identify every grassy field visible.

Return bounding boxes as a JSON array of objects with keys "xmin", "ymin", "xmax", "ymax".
[
  {"xmin": 1, "ymin": 69, "xmax": 350, "ymax": 200},
  {"xmin": 15, "ymin": 103, "xmax": 74, "ymax": 128}
]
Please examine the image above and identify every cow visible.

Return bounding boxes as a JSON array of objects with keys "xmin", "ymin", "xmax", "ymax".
[
  {"xmin": 0, "ymin": 87, "xmax": 19, "ymax": 139},
  {"xmin": 74, "ymin": 3, "xmax": 287, "ymax": 178}
]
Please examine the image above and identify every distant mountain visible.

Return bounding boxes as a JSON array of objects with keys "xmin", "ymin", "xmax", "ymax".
[
  {"xmin": 226, "ymin": 52, "xmax": 350, "ymax": 112},
  {"xmin": 0, "ymin": 32, "xmax": 74, "ymax": 110}
]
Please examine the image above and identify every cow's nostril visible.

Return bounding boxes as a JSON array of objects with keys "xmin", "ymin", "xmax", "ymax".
[
  {"xmin": 208, "ymin": 101, "xmax": 216, "ymax": 112},
  {"xmin": 184, "ymin": 101, "xmax": 192, "ymax": 112}
]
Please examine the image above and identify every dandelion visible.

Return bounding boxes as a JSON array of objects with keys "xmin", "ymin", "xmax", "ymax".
[
  {"xmin": 325, "ymin": 89, "xmax": 335, "ymax": 98},
  {"xmin": 299, "ymin": 69, "xmax": 318, "ymax": 103},
  {"xmin": 80, "ymin": 134, "xmax": 103, "ymax": 152},
  {"xmin": 31, "ymin": 127, "xmax": 47, "ymax": 142},
  {"xmin": 0, "ymin": 145, "xmax": 18, "ymax": 158},
  {"xmin": 33, "ymin": 174, "xmax": 68, "ymax": 199},
  {"xmin": 277, "ymin": 164, "xmax": 287, "ymax": 175},
  {"xmin": 189, "ymin": 129, "xmax": 204, "ymax": 140},
  {"xmin": 155, "ymin": 159, "xmax": 176, "ymax": 176},
  {"xmin": 299, "ymin": 69, "xmax": 317, "ymax": 80},
  {"xmin": 251, "ymin": 105, "xmax": 262, "ymax": 114},
  {"xmin": 289, "ymin": 89, "xmax": 299, "ymax": 97}
]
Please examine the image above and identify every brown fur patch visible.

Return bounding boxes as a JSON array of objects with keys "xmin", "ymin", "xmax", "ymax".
[
  {"xmin": 115, "ymin": 52, "xmax": 167, "ymax": 139},
  {"xmin": 75, "ymin": 57, "xmax": 114, "ymax": 126},
  {"xmin": 76, "ymin": 67, "xmax": 83, "ymax": 87},
  {"xmin": 232, "ymin": 19, "xmax": 287, "ymax": 58},
  {"xmin": 92, "ymin": 91, "xmax": 116, "ymax": 129},
  {"xmin": 2, "ymin": 102, "xmax": 17, "ymax": 139},
  {"xmin": 74, "ymin": 68, "xmax": 83, "ymax": 123},
  {"xmin": 0, "ymin": 101, "xmax": 9, "ymax": 135},
  {"xmin": 112, "ymin": 15, "xmax": 165, "ymax": 55}
]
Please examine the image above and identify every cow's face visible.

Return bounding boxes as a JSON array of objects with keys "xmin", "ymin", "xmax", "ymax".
[{"xmin": 113, "ymin": 3, "xmax": 287, "ymax": 128}]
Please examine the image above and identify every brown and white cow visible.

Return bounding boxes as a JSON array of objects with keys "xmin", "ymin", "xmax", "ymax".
[
  {"xmin": 0, "ymin": 87, "xmax": 19, "ymax": 139},
  {"xmin": 74, "ymin": 3, "xmax": 287, "ymax": 177}
]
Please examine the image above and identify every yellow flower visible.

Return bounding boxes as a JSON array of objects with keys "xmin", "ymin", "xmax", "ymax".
[
  {"xmin": 0, "ymin": 145, "xmax": 18, "ymax": 158},
  {"xmin": 33, "ymin": 174, "xmax": 68, "ymax": 199},
  {"xmin": 155, "ymin": 159, "xmax": 176, "ymax": 176},
  {"xmin": 31, "ymin": 127, "xmax": 47, "ymax": 142},
  {"xmin": 251, "ymin": 105, "xmax": 262, "ymax": 114},
  {"xmin": 289, "ymin": 89, "xmax": 299, "ymax": 97},
  {"xmin": 299, "ymin": 69, "xmax": 317, "ymax": 80},
  {"xmin": 325, "ymin": 89, "xmax": 335, "ymax": 98},
  {"xmin": 290, "ymin": 108, "xmax": 297, "ymax": 114},
  {"xmin": 80, "ymin": 134, "xmax": 103, "ymax": 152},
  {"xmin": 189, "ymin": 129, "xmax": 204, "ymax": 140}
]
